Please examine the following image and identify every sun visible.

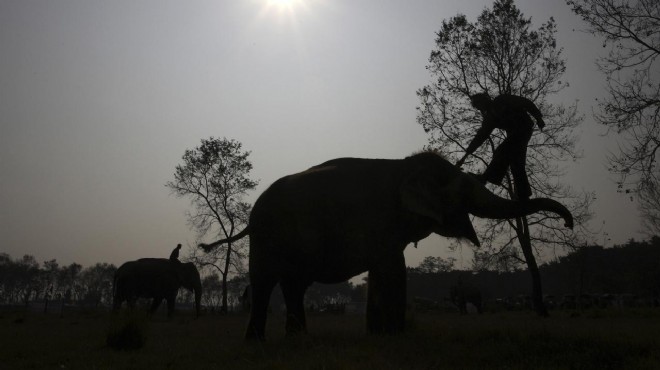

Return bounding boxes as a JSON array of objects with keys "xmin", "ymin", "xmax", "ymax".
[
  {"xmin": 258, "ymin": 0, "xmax": 314, "ymax": 24},
  {"xmin": 267, "ymin": 0, "xmax": 301, "ymax": 11}
]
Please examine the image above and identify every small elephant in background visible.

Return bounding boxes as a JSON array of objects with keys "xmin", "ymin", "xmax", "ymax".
[
  {"xmin": 113, "ymin": 246, "xmax": 202, "ymax": 317},
  {"xmin": 450, "ymin": 281, "xmax": 483, "ymax": 314}
]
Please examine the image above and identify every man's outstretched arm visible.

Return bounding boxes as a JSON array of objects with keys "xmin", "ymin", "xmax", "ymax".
[{"xmin": 457, "ymin": 124, "xmax": 493, "ymax": 167}]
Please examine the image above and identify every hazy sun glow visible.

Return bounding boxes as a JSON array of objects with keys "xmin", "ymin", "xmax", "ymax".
[{"xmin": 267, "ymin": 0, "xmax": 300, "ymax": 11}]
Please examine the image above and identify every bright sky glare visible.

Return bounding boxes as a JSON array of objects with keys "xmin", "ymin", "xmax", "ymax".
[{"xmin": 0, "ymin": 0, "xmax": 644, "ymax": 271}]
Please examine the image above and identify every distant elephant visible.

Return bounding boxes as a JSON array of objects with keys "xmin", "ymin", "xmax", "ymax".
[
  {"xmin": 201, "ymin": 152, "xmax": 573, "ymax": 340},
  {"xmin": 113, "ymin": 258, "xmax": 202, "ymax": 317},
  {"xmin": 450, "ymin": 283, "xmax": 483, "ymax": 314}
]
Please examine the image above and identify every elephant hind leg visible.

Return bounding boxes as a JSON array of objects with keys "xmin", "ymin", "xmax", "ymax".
[
  {"xmin": 245, "ymin": 273, "xmax": 278, "ymax": 341},
  {"xmin": 280, "ymin": 278, "xmax": 311, "ymax": 336}
]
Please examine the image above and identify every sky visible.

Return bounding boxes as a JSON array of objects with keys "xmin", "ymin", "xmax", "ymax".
[{"xmin": 0, "ymin": 0, "xmax": 645, "ymax": 271}]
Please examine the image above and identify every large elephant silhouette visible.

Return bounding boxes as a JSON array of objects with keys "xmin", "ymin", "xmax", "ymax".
[
  {"xmin": 112, "ymin": 258, "xmax": 202, "ymax": 317},
  {"xmin": 202, "ymin": 152, "xmax": 573, "ymax": 340}
]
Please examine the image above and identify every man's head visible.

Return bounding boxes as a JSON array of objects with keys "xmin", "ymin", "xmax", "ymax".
[{"xmin": 469, "ymin": 93, "xmax": 491, "ymax": 111}]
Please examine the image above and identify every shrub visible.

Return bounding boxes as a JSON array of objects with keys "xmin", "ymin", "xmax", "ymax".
[{"xmin": 106, "ymin": 314, "xmax": 148, "ymax": 351}]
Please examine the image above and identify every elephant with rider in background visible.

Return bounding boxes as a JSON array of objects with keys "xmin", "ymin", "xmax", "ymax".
[
  {"xmin": 113, "ymin": 246, "xmax": 202, "ymax": 317},
  {"xmin": 450, "ymin": 280, "xmax": 483, "ymax": 314},
  {"xmin": 202, "ymin": 152, "xmax": 573, "ymax": 340}
]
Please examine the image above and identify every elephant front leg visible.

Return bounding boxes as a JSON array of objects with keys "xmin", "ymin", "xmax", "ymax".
[{"xmin": 366, "ymin": 253, "xmax": 407, "ymax": 334}]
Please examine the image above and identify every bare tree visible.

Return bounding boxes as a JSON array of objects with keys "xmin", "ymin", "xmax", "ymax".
[
  {"xmin": 567, "ymin": 0, "xmax": 660, "ymax": 233},
  {"xmin": 417, "ymin": 0, "xmax": 593, "ymax": 316},
  {"xmin": 166, "ymin": 137, "xmax": 257, "ymax": 313}
]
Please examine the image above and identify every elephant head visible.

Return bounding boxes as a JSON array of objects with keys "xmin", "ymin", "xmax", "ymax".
[
  {"xmin": 400, "ymin": 152, "xmax": 573, "ymax": 246},
  {"xmin": 174, "ymin": 261, "xmax": 202, "ymax": 318}
]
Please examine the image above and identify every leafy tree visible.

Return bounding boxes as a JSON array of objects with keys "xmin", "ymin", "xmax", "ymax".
[
  {"xmin": 567, "ymin": 0, "xmax": 660, "ymax": 234},
  {"xmin": 413, "ymin": 256, "xmax": 456, "ymax": 274},
  {"xmin": 0, "ymin": 253, "xmax": 11, "ymax": 303},
  {"xmin": 226, "ymin": 274, "xmax": 249, "ymax": 310},
  {"xmin": 58, "ymin": 262, "xmax": 82, "ymax": 303},
  {"xmin": 166, "ymin": 137, "xmax": 257, "ymax": 313},
  {"xmin": 78, "ymin": 263, "xmax": 116, "ymax": 308},
  {"xmin": 39, "ymin": 259, "xmax": 59, "ymax": 312},
  {"xmin": 16, "ymin": 255, "xmax": 40, "ymax": 306},
  {"xmin": 0, "ymin": 254, "xmax": 39, "ymax": 304},
  {"xmin": 200, "ymin": 274, "xmax": 223, "ymax": 311},
  {"xmin": 417, "ymin": 0, "xmax": 592, "ymax": 315}
]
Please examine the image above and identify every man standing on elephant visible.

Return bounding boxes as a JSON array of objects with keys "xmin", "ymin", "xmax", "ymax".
[
  {"xmin": 169, "ymin": 244, "xmax": 182, "ymax": 262},
  {"xmin": 456, "ymin": 92, "xmax": 545, "ymax": 200}
]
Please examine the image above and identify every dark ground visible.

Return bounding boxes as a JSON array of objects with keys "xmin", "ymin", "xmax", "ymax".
[{"xmin": 1, "ymin": 308, "xmax": 659, "ymax": 369}]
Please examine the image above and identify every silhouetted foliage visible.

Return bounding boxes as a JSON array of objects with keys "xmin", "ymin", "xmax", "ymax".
[
  {"xmin": 410, "ymin": 256, "xmax": 456, "ymax": 274},
  {"xmin": 200, "ymin": 274, "xmax": 223, "ymax": 310},
  {"xmin": 639, "ymin": 184, "xmax": 660, "ymax": 236},
  {"xmin": 417, "ymin": 0, "xmax": 593, "ymax": 315},
  {"xmin": 568, "ymin": 0, "xmax": 660, "ymax": 234},
  {"xmin": 166, "ymin": 137, "xmax": 257, "ymax": 313},
  {"xmin": 2, "ymin": 235, "xmax": 657, "ymax": 314},
  {"xmin": 0, "ymin": 256, "xmax": 114, "ymax": 309},
  {"xmin": 305, "ymin": 282, "xmax": 354, "ymax": 308},
  {"xmin": 408, "ymin": 237, "xmax": 660, "ymax": 309},
  {"xmin": 567, "ymin": 1, "xmax": 659, "ymax": 178},
  {"xmin": 73, "ymin": 263, "xmax": 116, "ymax": 308}
]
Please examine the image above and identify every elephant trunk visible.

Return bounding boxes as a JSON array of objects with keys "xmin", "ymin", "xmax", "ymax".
[{"xmin": 465, "ymin": 177, "xmax": 574, "ymax": 228}]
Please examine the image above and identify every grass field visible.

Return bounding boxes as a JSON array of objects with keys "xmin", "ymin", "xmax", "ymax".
[{"xmin": 1, "ymin": 308, "xmax": 659, "ymax": 369}]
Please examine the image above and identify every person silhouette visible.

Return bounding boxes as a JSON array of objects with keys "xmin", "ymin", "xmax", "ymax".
[
  {"xmin": 169, "ymin": 244, "xmax": 182, "ymax": 262},
  {"xmin": 456, "ymin": 93, "xmax": 545, "ymax": 200}
]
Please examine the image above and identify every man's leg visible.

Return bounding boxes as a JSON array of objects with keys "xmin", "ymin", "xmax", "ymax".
[
  {"xmin": 481, "ymin": 140, "xmax": 511, "ymax": 186},
  {"xmin": 507, "ymin": 127, "xmax": 534, "ymax": 199},
  {"xmin": 510, "ymin": 143, "xmax": 532, "ymax": 199}
]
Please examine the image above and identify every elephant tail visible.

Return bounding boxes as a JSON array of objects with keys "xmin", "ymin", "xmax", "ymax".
[{"xmin": 198, "ymin": 226, "xmax": 250, "ymax": 252}]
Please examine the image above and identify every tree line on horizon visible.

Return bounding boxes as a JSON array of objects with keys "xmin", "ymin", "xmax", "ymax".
[
  {"xmin": 0, "ymin": 252, "xmax": 243, "ymax": 313},
  {"xmin": 2, "ymin": 237, "xmax": 658, "ymax": 312},
  {"xmin": 0, "ymin": 254, "xmax": 116, "ymax": 310},
  {"xmin": 408, "ymin": 237, "xmax": 660, "ymax": 310}
]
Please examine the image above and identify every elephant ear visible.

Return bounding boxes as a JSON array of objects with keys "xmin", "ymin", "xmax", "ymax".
[
  {"xmin": 435, "ymin": 213, "xmax": 480, "ymax": 247},
  {"xmin": 400, "ymin": 169, "xmax": 459, "ymax": 227},
  {"xmin": 400, "ymin": 170, "xmax": 480, "ymax": 247}
]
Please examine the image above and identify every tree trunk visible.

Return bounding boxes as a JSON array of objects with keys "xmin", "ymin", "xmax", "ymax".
[
  {"xmin": 515, "ymin": 215, "xmax": 549, "ymax": 317},
  {"xmin": 221, "ymin": 242, "xmax": 233, "ymax": 313}
]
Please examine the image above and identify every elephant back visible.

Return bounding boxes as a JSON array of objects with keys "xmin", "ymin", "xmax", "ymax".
[{"xmin": 117, "ymin": 258, "xmax": 180, "ymax": 295}]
